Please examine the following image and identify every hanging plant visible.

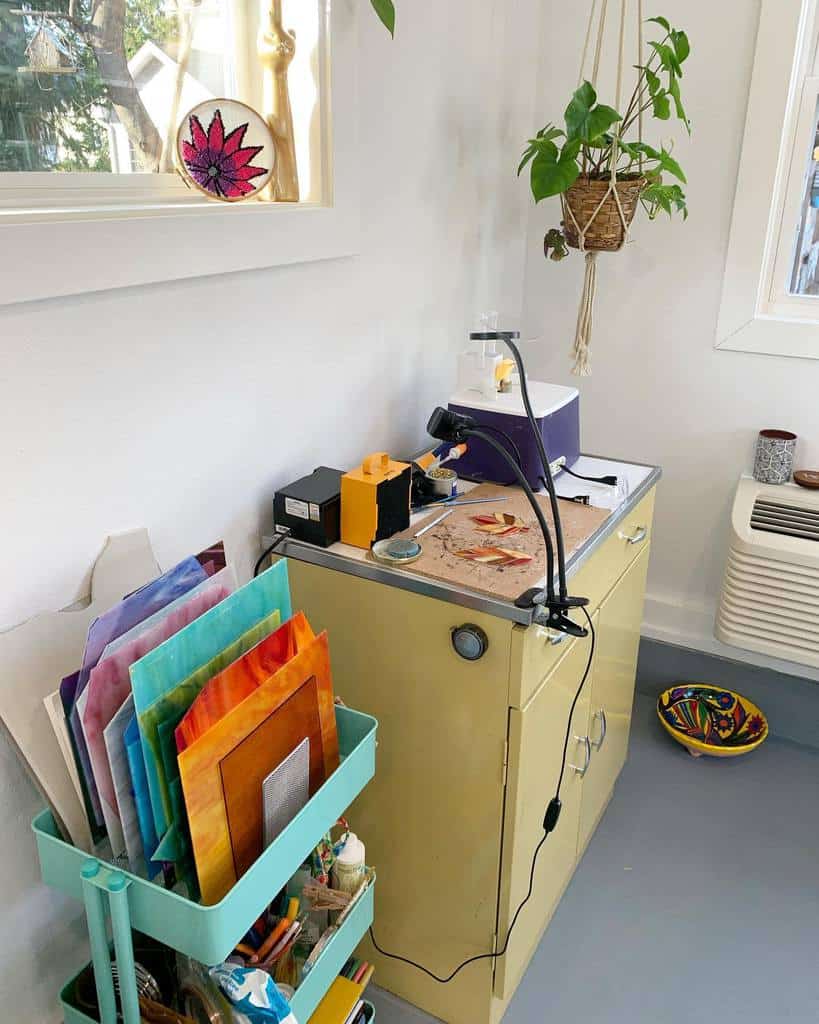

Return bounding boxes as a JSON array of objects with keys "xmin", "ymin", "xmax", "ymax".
[
  {"xmin": 370, "ymin": 0, "xmax": 396, "ymax": 36},
  {"xmin": 519, "ymin": 13, "xmax": 691, "ymax": 375}
]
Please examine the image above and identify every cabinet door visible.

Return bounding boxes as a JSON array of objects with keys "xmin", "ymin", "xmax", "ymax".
[
  {"xmin": 290, "ymin": 560, "xmax": 512, "ymax": 1024},
  {"xmin": 578, "ymin": 545, "xmax": 650, "ymax": 855},
  {"xmin": 493, "ymin": 616, "xmax": 597, "ymax": 1001}
]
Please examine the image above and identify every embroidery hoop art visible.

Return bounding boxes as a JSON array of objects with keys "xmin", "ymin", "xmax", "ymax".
[{"xmin": 176, "ymin": 98, "xmax": 276, "ymax": 203}]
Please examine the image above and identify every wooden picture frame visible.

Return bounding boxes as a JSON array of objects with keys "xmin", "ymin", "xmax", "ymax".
[{"xmin": 178, "ymin": 619, "xmax": 339, "ymax": 905}]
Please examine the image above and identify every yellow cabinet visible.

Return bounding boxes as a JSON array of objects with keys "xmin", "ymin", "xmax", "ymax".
[
  {"xmin": 287, "ymin": 480, "xmax": 656, "ymax": 1024},
  {"xmin": 493, "ymin": 617, "xmax": 597, "ymax": 1002},
  {"xmin": 578, "ymin": 546, "xmax": 651, "ymax": 855}
]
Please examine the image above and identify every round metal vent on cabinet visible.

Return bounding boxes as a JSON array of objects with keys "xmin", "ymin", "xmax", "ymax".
[{"xmin": 451, "ymin": 624, "xmax": 489, "ymax": 661}]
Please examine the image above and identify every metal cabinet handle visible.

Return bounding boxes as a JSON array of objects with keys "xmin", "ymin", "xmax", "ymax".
[
  {"xmin": 591, "ymin": 708, "xmax": 607, "ymax": 751},
  {"xmin": 618, "ymin": 525, "xmax": 647, "ymax": 546},
  {"xmin": 535, "ymin": 627, "xmax": 567, "ymax": 646},
  {"xmin": 569, "ymin": 735, "xmax": 592, "ymax": 777}
]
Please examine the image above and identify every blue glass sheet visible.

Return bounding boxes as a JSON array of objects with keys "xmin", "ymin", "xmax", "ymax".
[{"xmin": 70, "ymin": 555, "xmax": 209, "ymax": 827}]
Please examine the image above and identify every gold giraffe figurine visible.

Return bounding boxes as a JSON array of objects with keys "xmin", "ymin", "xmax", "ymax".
[{"xmin": 258, "ymin": 0, "xmax": 299, "ymax": 202}]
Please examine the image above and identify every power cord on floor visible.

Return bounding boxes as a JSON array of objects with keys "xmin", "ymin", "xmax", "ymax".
[
  {"xmin": 368, "ymin": 605, "xmax": 596, "ymax": 984},
  {"xmin": 253, "ymin": 527, "xmax": 291, "ymax": 578}
]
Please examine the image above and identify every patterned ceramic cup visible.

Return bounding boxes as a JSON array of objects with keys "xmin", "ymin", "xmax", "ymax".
[{"xmin": 753, "ymin": 429, "xmax": 797, "ymax": 485}]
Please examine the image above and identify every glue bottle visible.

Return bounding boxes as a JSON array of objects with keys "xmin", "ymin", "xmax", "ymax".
[{"xmin": 331, "ymin": 833, "xmax": 366, "ymax": 896}]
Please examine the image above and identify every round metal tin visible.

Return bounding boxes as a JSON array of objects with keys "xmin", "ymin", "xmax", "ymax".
[{"xmin": 371, "ymin": 538, "xmax": 423, "ymax": 566}]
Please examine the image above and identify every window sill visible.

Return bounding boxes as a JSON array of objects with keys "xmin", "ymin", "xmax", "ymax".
[
  {"xmin": 716, "ymin": 314, "xmax": 819, "ymax": 360},
  {"xmin": 0, "ymin": 198, "xmax": 359, "ymax": 306},
  {"xmin": 0, "ymin": 0, "xmax": 357, "ymax": 306}
]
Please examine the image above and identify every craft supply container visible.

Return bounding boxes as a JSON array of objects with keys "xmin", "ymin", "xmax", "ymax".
[
  {"xmin": 33, "ymin": 705, "xmax": 377, "ymax": 1024},
  {"xmin": 753, "ymin": 429, "xmax": 797, "ymax": 484}
]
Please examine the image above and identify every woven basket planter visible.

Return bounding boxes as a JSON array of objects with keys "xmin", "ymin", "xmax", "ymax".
[{"xmin": 561, "ymin": 175, "xmax": 646, "ymax": 252}]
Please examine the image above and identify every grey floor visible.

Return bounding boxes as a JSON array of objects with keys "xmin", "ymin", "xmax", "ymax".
[{"xmin": 368, "ymin": 694, "xmax": 819, "ymax": 1023}]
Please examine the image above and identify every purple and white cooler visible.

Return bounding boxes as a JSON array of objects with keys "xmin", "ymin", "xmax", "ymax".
[{"xmin": 448, "ymin": 381, "xmax": 580, "ymax": 489}]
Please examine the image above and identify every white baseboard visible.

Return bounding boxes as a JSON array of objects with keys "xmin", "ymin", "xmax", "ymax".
[{"xmin": 642, "ymin": 591, "xmax": 819, "ymax": 683}]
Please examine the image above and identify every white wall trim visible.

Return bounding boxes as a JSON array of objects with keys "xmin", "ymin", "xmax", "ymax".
[
  {"xmin": 0, "ymin": 0, "xmax": 359, "ymax": 306},
  {"xmin": 642, "ymin": 590, "xmax": 819, "ymax": 683},
  {"xmin": 715, "ymin": 0, "xmax": 819, "ymax": 358}
]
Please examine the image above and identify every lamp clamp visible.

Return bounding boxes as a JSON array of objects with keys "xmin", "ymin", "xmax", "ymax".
[{"xmin": 515, "ymin": 588, "xmax": 590, "ymax": 638}]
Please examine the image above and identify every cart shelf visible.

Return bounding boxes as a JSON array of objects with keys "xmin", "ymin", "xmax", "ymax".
[{"xmin": 33, "ymin": 705, "xmax": 377, "ymax": 1023}]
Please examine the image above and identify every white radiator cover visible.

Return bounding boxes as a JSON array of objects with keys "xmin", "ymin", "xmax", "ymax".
[{"xmin": 716, "ymin": 476, "xmax": 819, "ymax": 668}]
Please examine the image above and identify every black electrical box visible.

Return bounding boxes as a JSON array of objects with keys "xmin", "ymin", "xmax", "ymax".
[{"xmin": 274, "ymin": 467, "xmax": 343, "ymax": 548}]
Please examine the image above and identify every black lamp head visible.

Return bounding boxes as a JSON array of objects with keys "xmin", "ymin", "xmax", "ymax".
[{"xmin": 426, "ymin": 407, "xmax": 475, "ymax": 444}]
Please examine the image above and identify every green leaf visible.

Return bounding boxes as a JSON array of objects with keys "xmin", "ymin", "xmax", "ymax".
[
  {"xmin": 668, "ymin": 76, "xmax": 690, "ymax": 132},
  {"xmin": 617, "ymin": 138, "xmax": 641, "ymax": 161},
  {"xmin": 565, "ymin": 82, "xmax": 622, "ymax": 143},
  {"xmin": 658, "ymin": 148, "xmax": 686, "ymax": 183},
  {"xmin": 370, "ymin": 0, "xmax": 395, "ymax": 36},
  {"xmin": 519, "ymin": 125, "xmax": 569, "ymax": 175},
  {"xmin": 645, "ymin": 67, "xmax": 662, "ymax": 97},
  {"xmin": 587, "ymin": 104, "xmax": 623, "ymax": 141},
  {"xmin": 652, "ymin": 91, "xmax": 671, "ymax": 120},
  {"xmin": 534, "ymin": 124, "xmax": 565, "ymax": 144},
  {"xmin": 518, "ymin": 145, "xmax": 537, "ymax": 176},
  {"xmin": 641, "ymin": 181, "xmax": 688, "ymax": 220},
  {"xmin": 671, "ymin": 29, "xmax": 691, "ymax": 64},
  {"xmin": 530, "ymin": 142, "xmax": 581, "ymax": 201},
  {"xmin": 646, "ymin": 15, "xmax": 670, "ymax": 31},
  {"xmin": 648, "ymin": 41, "xmax": 682, "ymax": 77},
  {"xmin": 564, "ymin": 81, "xmax": 596, "ymax": 137},
  {"xmin": 634, "ymin": 141, "xmax": 662, "ymax": 161}
]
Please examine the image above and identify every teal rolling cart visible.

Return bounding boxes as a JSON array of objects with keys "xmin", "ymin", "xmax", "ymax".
[{"xmin": 33, "ymin": 705, "xmax": 377, "ymax": 1024}]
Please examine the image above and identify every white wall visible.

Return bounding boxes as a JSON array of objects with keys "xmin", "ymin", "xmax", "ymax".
[
  {"xmin": 521, "ymin": 0, "xmax": 819, "ymax": 678},
  {"xmin": 0, "ymin": 2, "xmax": 541, "ymax": 1018}
]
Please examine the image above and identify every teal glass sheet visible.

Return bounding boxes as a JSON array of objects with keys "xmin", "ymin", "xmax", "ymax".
[
  {"xmin": 129, "ymin": 561, "xmax": 292, "ymax": 839},
  {"xmin": 137, "ymin": 608, "xmax": 282, "ymax": 851}
]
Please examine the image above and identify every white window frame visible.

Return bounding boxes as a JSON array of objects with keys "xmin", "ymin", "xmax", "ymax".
[
  {"xmin": 716, "ymin": 0, "xmax": 819, "ymax": 358},
  {"xmin": 0, "ymin": 0, "xmax": 358, "ymax": 306}
]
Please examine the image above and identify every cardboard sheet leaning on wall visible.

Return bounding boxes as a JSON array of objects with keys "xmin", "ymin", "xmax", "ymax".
[{"xmin": 0, "ymin": 530, "xmax": 160, "ymax": 852}]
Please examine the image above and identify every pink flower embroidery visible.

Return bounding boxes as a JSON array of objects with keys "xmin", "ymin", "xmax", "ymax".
[{"xmin": 181, "ymin": 109, "xmax": 268, "ymax": 199}]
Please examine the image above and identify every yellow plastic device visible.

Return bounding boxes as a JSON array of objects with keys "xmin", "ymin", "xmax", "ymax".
[
  {"xmin": 341, "ymin": 452, "xmax": 411, "ymax": 550},
  {"xmin": 308, "ymin": 976, "xmax": 364, "ymax": 1024}
]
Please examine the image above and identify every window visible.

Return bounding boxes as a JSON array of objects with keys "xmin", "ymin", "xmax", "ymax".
[
  {"xmin": 786, "ymin": 92, "xmax": 819, "ymax": 296},
  {"xmin": 717, "ymin": 0, "xmax": 819, "ymax": 358},
  {"xmin": 0, "ymin": 0, "xmax": 325, "ymax": 200},
  {"xmin": 0, "ymin": 0, "xmax": 359, "ymax": 305}
]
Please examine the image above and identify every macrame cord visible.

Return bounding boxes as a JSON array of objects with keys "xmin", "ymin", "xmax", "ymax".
[{"xmin": 566, "ymin": 0, "xmax": 643, "ymax": 376}]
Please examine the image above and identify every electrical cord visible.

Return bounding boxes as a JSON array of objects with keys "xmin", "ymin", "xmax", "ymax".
[
  {"xmin": 368, "ymin": 605, "xmax": 596, "ymax": 984},
  {"xmin": 472, "ymin": 422, "xmax": 524, "ymax": 480},
  {"xmin": 253, "ymin": 528, "xmax": 291, "ymax": 578},
  {"xmin": 501, "ymin": 336, "xmax": 569, "ymax": 601},
  {"xmin": 559, "ymin": 465, "xmax": 618, "ymax": 487},
  {"xmin": 474, "ymin": 424, "xmax": 616, "ymax": 492},
  {"xmin": 463, "ymin": 428, "xmax": 556, "ymax": 598}
]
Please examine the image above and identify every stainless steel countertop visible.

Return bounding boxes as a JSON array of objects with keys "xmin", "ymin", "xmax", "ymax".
[{"xmin": 280, "ymin": 456, "xmax": 661, "ymax": 626}]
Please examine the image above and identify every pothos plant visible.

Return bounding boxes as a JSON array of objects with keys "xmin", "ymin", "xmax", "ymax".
[{"xmin": 518, "ymin": 15, "xmax": 691, "ymax": 257}]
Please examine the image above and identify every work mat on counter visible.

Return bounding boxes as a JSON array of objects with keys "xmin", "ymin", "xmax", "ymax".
[{"xmin": 393, "ymin": 484, "xmax": 610, "ymax": 602}]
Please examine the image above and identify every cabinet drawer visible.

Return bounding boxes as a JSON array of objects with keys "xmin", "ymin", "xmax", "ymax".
[{"xmin": 510, "ymin": 489, "xmax": 654, "ymax": 708}]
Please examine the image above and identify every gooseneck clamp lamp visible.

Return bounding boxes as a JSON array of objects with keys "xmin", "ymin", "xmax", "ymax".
[{"xmin": 427, "ymin": 331, "xmax": 589, "ymax": 638}]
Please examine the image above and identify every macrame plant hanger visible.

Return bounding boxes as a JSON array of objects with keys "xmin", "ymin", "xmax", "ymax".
[{"xmin": 566, "ymin": 0, "xmax": 644, "ymax": 376}]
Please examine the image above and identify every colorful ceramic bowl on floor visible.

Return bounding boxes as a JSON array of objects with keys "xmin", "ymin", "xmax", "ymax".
[{"xmin": 657, "ymin": 685, "xmax": 769, "ymax": 758}]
